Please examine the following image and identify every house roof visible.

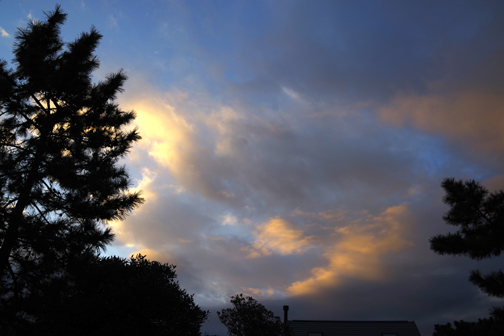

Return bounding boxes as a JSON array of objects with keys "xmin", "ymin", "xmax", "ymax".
[{"xmin": 288, "ymin": 320, "xmax": 422, "ymax": 336}]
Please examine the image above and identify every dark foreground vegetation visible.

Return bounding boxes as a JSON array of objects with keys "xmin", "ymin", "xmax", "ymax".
[
  {"xmin": 0, "ymin": 6, "xmax": 207, "ymax": 335},
  {"xmin": 6, "ymin": 254, "xmax": 208, "ymax": 335},
  {"xmin": 431, "ymin": 179, "xmax": 504, "ymax": 336},
  {"xmin": 218, "ymin": 294, "xmax": 292, "ymax": 336}
]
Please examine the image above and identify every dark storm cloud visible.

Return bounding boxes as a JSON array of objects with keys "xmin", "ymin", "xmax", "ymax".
[{"xmin": 197, "ymin": 0, "xmax": 503, "ymax": 105}]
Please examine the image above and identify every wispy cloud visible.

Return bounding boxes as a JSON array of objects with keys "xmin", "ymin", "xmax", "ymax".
[
  {"xmin": 0, "ymin": 27, "xmax": 9, "ymax": 37},
  {"xmin": 109, "ymin": 15, "xmax": 118, "ymax": 28}
]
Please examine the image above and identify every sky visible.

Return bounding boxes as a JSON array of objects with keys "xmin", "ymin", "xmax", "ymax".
[{"xmin": 1, "ymin": 1, "xmax": 504, "ymax": 335}]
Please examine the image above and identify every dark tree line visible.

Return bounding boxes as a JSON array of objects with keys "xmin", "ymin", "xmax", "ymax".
[
  {"xmin": 431, "ymin": 178, "xmax": 504, "ymax": 336},
  {"xmin": 10, "ymin": 253, "xmax": 208, "ymax": 336},
  {"xmin": 218, "ymin": 294, "xmax": 292, "ymax": 336},
  {"xmin": 0, "ymin": 6, "xmax": 208, "ymax": 335}
]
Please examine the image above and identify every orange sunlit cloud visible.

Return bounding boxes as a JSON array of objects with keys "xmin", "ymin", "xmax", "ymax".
[
  {"xmin": 244, "ymin": 217, "xmax": 315, "ymax": 258},
  {"xmin": 288, "ymin": 205, "xmax": 413, "ymax": 296},
  {"xmin": 380, "ymin": 90, "xmax": 504, "ymax": 155}
]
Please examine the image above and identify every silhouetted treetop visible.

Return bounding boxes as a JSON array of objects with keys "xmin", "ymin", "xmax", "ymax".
[
  {"xmin": 16, "ymin": 254, "xmax": 209, "ymax": 336},
  {"xmin": 431, "ymin": 178, "xmax": 504, "ymax": 259},
  {"xmin": 430, "ymin": 178, "xmax": 504, "ymax": 334},
  {"xmin": 218, "ymin": 293, "xmax": 290, "ymax": 336},
  {"xmin": 0, "ymin": 5, "xmax": 143, "ymax": 330}
]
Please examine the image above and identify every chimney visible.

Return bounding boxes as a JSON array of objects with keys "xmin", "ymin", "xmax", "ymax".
[{"xmin": 283, "ymin": 305, "xmax": 289, "ymax": 324}]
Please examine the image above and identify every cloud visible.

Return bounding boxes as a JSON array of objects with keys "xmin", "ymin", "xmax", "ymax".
[
  {"xmin": 380, "ymin": 90, "xmax": 504, "ymax": 157},
  {"xmin": 221, "ymin": 214, "xmax": 239, "ymax": 226},
  {"xmin": 205, "ymin": 106, "xmax": 248, "ymax": 158},
  {"xmin": 103, "ymin": 3, "xmax": 504, "ymax": 331},
  {"xmin": 109, "ymin": 168, "xmax": 158, "ymax": 246},
  {"xmin": 288, "ymin": 205, "xmax": 414, "ymax": 296},
  {"xmin": 131, "ymin": 168, "xmax": 158, "ymax": 202},
  {"xmin": 121, "ymin": 85, "xmax": 264, "ymax": 204},
  {"xmin": 244, "ymin": 217, "xmax": 315, "ymax": 258},
  {"xmin": 109, "ymin": 15, "xmax": 119, "ymax": 28},
  {"xmin": 0, "ymin": 27, "xmax": 9, "ymax": 37},
  {"xmin": 240, "ymin": 287, "xmax": 277, "ymax": 297},
  {"xmin": 122, "ymin": 89, "xmax": 220, "ymax": 198},
  {"xmin": 112, "ymin": 80, "xmax": 449, "ymax": 306},
  {"xmin": 282, "ymin": 87, "xmax": 301, "ymax": 100},
  {"xmin": 117, "ymin": 75, "xmax": 438, "ymax": 221},
  {"xmin": 292, "ymin": 208, "xmax": 348, "ymax": 221}
]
